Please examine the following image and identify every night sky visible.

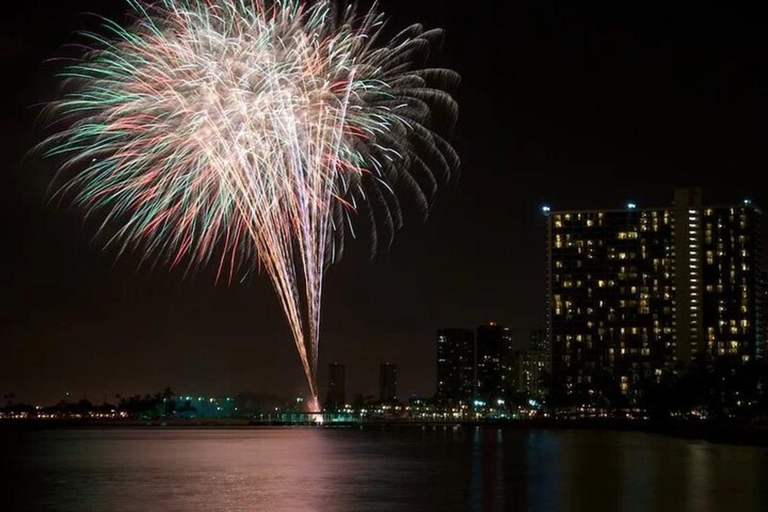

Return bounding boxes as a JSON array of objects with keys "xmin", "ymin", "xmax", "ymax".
[{"xmin": 2, "ymin": 1, "xmax": 766, "ymax": 404}]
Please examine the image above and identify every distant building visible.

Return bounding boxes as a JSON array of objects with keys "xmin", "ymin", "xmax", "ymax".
[
  {"xmin": 526, "ymin": 328, "xmax": 550, "ymax": 398},
  {"xmin": 761, "ymin": 271, "xmax": 768, "ymax": 361},
  {"xmin": 436, "ymin": 328, "xmax": 475, "ymax": 405},
  {"xmin": 475, "ymin": 322, "xmax": 514, "ymax": 406},
  {"xmin": 379, "ymin": 363, "xmax": 398, "ymax": 403},
  {"xmin": 546, "ymin": 188, "xmax": 763, "ymax": 403},
  {"xmin": 326, "ymin": 363, "xmax": 346, "ymax": 411},
  {"xmin": 512, "ymin": 353, "xmax": 547, "ymax": 399},
  {"xmin": 529, "ymin": 328, "xmax": 550, "ymax": 372},
  {"xmin": 512, "ymin": 355, "xmax": 545, "ymax": 399}
]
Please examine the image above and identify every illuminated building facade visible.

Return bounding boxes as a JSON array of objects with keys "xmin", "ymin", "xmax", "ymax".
[
  {"xmin": 530, "ymin": 328, "xmax": 551, "ymax": 373},
  {"xmin": 436, "ymin": 328, "xmax": 475, "ymax": 404},
  {"xmin": 545, "ymin": 189, "xmax": 762, "ymax": 402},
  {"xmin": 698, "ymin": 203, "xmax": 763, "ymax": 362},
  {"xmin": 475, "ymin": 323, "xmax": 514, "ymax": 405},
  {"xmin": 379, "ymin": 363, "xmax": 398, "ymax": 403},
  {"xmin": 762, "ymin": 271, "xmax": 768, "ymax": 361},
  {"xmin": 511, "ymin": 328, "xmax": 550, "ymax": 398},
  {"xmin": 511, "ymin": 350, "xmax": 534, "ymax": 397}
]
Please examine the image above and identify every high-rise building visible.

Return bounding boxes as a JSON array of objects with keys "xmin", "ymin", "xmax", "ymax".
[
  {"xmin": 698, "ymin": 202, "xmax": 763, "ymax": 361},
  {"xmin": 511, "ymin": 328, "xmax": 551, "ymax": 399},
  {"xmin": 436, "ymin": 328, "xmax": 475, "ymax": 404},
  {"xmin": 529, "ymin": 328, "xmax": 550, "ymax": 366},
  {"xmin": 326, "ymin": 363, "xmax": 346, "ymax": 411},
  {"xmin": 761, "ymin": 271, "xmax": 768, "ymax": 361},
  {"xmin": 475, "ymin": 322, "xmax": 514, "ymax": 405},
  {"xmin": 545, "ymin": 188, "xmax": 763, "ymax": 402},
  {"xmin": 379, "ymin": 363, "xmax": 398, "ymax": 403},
  {"xmin": 529, "ymin": 328, "xmax": 550, "ymax": 396},
  {"xmin": 512, "ymin": 352, "xmax": 543, "ymax": 398},
  {"xmin": 511, "ymin": 350, "xmax": 531, "ymax": 397}
]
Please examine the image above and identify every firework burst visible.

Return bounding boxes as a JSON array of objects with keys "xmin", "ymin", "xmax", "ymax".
[{"xmin": 42, "ymin": 0, "xmax": 459, "ymax": 405}]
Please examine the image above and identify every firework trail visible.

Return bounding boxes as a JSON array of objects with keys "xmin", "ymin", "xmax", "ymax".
[{"xmin": 42, "ymin": 0, "xmax": 459, "ymax": 407}]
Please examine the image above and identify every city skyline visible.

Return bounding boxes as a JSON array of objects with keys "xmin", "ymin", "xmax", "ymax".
[
  {"xmin": 3, "ymin": 3, "xmax": 767, "ymax": 511},
  {"xmin": 3, "ymin": 1, "xmax": 768, "ymax": 404},
  {"xmin": 2, "ymin": 182, "xmax": 764, "ymax": 404}
]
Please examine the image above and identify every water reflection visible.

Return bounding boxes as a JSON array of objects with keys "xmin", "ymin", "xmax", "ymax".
[
  {"xmin": 526, "ymin": 430, "xmax": 566, "ymax": 512},
  {"xmin": 470, "ymin": 427, "xmax": 521, "ymax": 511},
  {"xmin": 687, "ymin": 443, "xmax": 712, "ymax": 512},
  {"xmin": 2, "ymin": 428, "xmax": 767, "ymax": 512}
]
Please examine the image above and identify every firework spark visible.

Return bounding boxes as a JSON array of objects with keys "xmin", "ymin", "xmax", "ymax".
[{"xmin": 42, "ymin": 0, "xmax": 459, "ymax": 406}]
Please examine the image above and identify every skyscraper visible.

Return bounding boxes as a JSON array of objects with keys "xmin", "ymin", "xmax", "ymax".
[
  {"xmin": 511, "ymin": 350, "xmax": 543, "ymax": 398},
  {"xmin": 514, "ymin": 328, "xmax": 550, "ymax": 398},
  {"xmin": 326, "ymin": 363, "xmax": 345, "ymax": 411},
  {"xmin": 698, "ymin": 201, "xmax": 762, "ymax": 362},
  {"xmin": 529, "ymin": 327, "xmax": 550, "ymax": 371},
  {"xmin": 379, "ymin": 363, "xmax": 398, "ymax": 403},
  {"xmin": 545, "ymin": 188, "xmax": 763, "ymax": 403},
  {"xmin": 475, "ymin": 322, "xmax": 514, "ymax": 405},
  {"xmin": 436, "ymin": 328, "xmax": 474, "ymax": 405},
  {"xmin": 761, "ymin": 271, "xmax": 768, "ymax": 361},
  {"xmin": 529, "ymin": 327, "xmax": 550, "ymax": 396}
]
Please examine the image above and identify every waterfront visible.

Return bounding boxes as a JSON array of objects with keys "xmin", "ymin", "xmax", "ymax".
[{"xmin": 3, "ymin": 427, "xmax": 767, "ymax": 511}]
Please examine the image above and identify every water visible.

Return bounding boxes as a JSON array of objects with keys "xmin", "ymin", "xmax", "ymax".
[{"xmin": 2, "ymin": 427, "xmax": 767, "ymax": 511}]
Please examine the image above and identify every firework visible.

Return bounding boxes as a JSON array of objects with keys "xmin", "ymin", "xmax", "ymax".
[{"xmin": 42, "ymin": 0, "xmax": 459, "ymax": 406}]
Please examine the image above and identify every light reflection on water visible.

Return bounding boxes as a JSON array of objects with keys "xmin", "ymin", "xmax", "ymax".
[{"xmin": 2, "ymin": 427, "xmax": 767, "ymax": 511}]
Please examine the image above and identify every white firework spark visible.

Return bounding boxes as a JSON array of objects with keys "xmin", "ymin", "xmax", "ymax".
[{"xmin": 43, "ymin": 0, "xmax": 459, "ymax": 405}]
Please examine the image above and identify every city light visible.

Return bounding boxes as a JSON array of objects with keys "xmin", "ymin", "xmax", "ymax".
[
  {"xmin": 549, "ymin": 188, "xmax": 759, "ymax": 410},
  {"xmin": 6, "ymin": 6, "xmax": 768, "ymax": 507}
]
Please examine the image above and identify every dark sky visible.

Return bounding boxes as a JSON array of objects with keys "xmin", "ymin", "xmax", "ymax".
[{"xmin": 2, "ymin": 1, "xmax": 766, "ymax": 404}]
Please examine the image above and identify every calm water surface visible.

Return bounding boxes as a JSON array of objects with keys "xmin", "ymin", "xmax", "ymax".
[{"xmin": 2, "ymin": 427, "xmax": 767, "ymax": 511}]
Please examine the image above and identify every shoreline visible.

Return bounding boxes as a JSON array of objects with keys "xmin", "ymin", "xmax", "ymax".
[{"xmin": 2, "ymin": 418, "xmax": 767, "ymax": 446}]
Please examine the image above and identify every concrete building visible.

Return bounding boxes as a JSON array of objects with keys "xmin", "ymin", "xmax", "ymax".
[
  {"xmin": 379, "ymin": 363, "xmax": 398, "ymax": 403},
  {"xmin": 545, "ymin": 188, "xmax": 762, "ymax": 402},
  {"xmin": 326, "ymin": 363, "xmax": 346, "ymax": 410},
  {"xmin": 436, "ymin": 328, "xmax": 475, "ymax": 405}
]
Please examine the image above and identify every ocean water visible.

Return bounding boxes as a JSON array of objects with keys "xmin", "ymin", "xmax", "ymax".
[{"xmin": 2, "ymin": 426, "xmax": 767, "ymax": 511}]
